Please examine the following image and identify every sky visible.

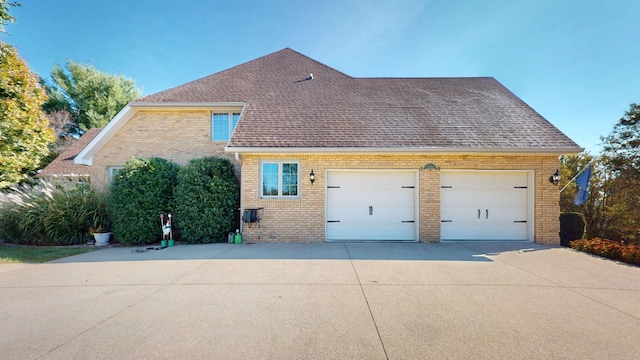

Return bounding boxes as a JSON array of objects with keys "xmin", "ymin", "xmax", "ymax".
[{"xmin": 5, "ymin": 0, "xmax": 639, "ymax": 154}]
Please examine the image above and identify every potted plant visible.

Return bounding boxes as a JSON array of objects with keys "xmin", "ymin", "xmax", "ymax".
[
  {"xmin": 90, "ymin": 193, "xmax": 112, "ymax": 246},
  {"xmin": 90, "ymin": 224, "xmax": 111, "ymax": 246}
]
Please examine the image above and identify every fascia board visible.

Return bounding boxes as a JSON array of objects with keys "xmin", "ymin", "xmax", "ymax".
[{"xmin": 74, "ymin": 105, "xmax": 136, "ymax": 165}]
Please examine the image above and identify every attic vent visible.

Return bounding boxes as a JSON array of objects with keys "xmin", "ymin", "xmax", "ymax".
[{"xmin": 309, "ymin": 73, "xmax": 313, "ymax": 80}]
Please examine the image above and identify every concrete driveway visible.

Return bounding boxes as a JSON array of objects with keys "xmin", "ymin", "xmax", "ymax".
[{"xmin": 1, "ymin": 242, "xmax": 638, "ymax": 359}]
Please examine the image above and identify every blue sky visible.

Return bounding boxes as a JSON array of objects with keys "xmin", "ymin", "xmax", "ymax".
[{"xmin": 5, "ymin": 0, "xmax": 639, "ymax": 153}]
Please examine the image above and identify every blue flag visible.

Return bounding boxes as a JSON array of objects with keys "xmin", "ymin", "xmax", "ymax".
[{"xmin": 574, "ymin": 166, "xmax": 592, "ymax": 205}]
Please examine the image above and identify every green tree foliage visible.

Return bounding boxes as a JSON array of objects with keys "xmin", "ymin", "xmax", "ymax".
[
  {"xmin": 43, "ymin": 60, "xmax": 142, "ymax": 134},
  {"xmin": 0, "ymin": 1, "xmax": 19, "ymax": 34},
  {"xmin": 601, "ymin": 103, "xmax": 640, "ymax": 243},
  {"xmin": 0, "ymin": 42, "xmax": 54, "ymax": 188},
  {"xmin": 108, "ymin": 157, "xmax": 179, "ymax": 246},
  {"xmin": 560, "ymin": 102, "xmax": 640, "ymax": 244},
  {"xmin": 602, "ymin": 103, "xmax": 640, "ymax": 176},
  {"xmin": 174, "ymin": 157, "xmax": 239, "ymax": 243}
]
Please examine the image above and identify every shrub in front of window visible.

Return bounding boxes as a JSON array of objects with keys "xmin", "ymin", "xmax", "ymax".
[
  {"xmin": 174, "ymin": 157, "xmax": 239, "ymax": 243},
  {"xmin": 108, "ymin": 157, "xmax": 179, "ymax": 246}
]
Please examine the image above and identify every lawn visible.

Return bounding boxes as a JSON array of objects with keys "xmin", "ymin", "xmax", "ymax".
[{"xmin": 0, "ymin": 245, "xmax": 97, "ymax": 263}]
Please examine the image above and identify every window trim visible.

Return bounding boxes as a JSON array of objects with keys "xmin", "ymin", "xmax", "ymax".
[
  {"xmin": 108, "ymin": 166, "xmax": 124, "ymax": 183},
  {"xmin": 259, "ymin": 160, "xmax": 301, "ymax": 199},
  {"xmin": 211, "ymin": 112, "xmax": 240, "ymax": 142}
]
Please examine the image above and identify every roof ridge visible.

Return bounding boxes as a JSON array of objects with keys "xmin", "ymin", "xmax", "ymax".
[{"xmin": 134, "ymin": 48, "xmax": 352, "ymax": 103}]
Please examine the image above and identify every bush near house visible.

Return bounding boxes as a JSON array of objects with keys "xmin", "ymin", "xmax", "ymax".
[
  {"xmin": 560, "ymin": 212, "xmax": 586, "ymax": 247},
  {"xmin": 0, "ymin": 177, "xmax": 107, "ymax": 245},
  {"xmin": 174, "ymin": 157, "xmax": 239, "ymax": 243},
  {"xmin": 108, "ymin": 157, "xmax": 179, "ymax": 246},
  {"xmin": 570, "ymin": 238, "xmax": 640, "ymax": 266}
]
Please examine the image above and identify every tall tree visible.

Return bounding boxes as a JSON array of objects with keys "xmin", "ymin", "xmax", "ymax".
[
  {"xmin": 602, "ymin": 103, "xmax": 640, "ymax": 177},
  {"xmin": 600, "ymin": 103, "xmax": 640, "ymax": 243},
  {"xmin": 43, "ymin": 61, "xmax": 142, "ymax": 134},
  {"xmin": 0, "ymin": 42, "xmax": 54, "ymax": 188}
]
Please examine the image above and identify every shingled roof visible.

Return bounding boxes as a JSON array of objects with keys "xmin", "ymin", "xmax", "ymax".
[
  {"xmin": 135, "ymin": 48, "xmax": 581, "ymax": 152},
  {"xmin": 39, "ymin": 128, "xmax": 101, "ymax": 177}
]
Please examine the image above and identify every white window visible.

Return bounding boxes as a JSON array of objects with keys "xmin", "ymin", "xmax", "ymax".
[
  {"xmin": 212, "ymin": 112, "xmax": 240, "ymax": 141},
  {"xmin": 108, "ymin": 166, "xmax": 124, "ymax": 182},
  {"xmin": 261, "ymin": 161, "xmax": 299, "ymax": 198}
]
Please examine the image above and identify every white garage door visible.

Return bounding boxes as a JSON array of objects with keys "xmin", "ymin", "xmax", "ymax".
[
  {"xmin": 326, "ymin": 170, "xmax": 417, "ymax": 241},
  {"xmin": 440, "ymin": 171, "xmax": 531, "ymax": 241}
]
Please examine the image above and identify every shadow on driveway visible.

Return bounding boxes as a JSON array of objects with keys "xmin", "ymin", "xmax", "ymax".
[{"xmin": 50, "ymin": 241, "xmax": 552, "ymax": 263}]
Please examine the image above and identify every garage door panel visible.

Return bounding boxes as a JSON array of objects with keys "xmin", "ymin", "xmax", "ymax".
[
  {"xmin": 328, "ymin": 205, "xmax": 414, "ymax": 222},
  {"xmin": 326, "ymin": 171, "xmax": 417, "ymax": 242},
  {"xmin": 441, "ymin": 171, "xmax": 531, "ymax": 241},
  {"xmin": 328, "ymin": 188, "xmax": 414, "ymax": 206},
  {"xmin": 441, "ymin": 222, "xmax": 528, "ymax": 241},
  {"xmin": 442, "ymin": 190, "xmax": 526, "ymax": 207},
  {"xmin": 327, "ymin": 222, "xmax": 415, "ymax": 241}
]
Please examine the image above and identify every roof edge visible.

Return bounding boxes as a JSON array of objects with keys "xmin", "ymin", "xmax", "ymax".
[
  {"xmin": 225, "ymin": 146, "xmax": 584, "ymax": 155},
  {"xmin": 130, "ymin": 102, "xmax": 246, "ymax": 109},
  {"xmin": 75, "ymin": 105, "xmax": 136, "ymax": 165}
]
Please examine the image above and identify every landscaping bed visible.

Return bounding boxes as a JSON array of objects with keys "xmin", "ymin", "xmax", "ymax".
[{"xmin": 570, "ymin": 238, "xmax": 640, "ymax": 266}]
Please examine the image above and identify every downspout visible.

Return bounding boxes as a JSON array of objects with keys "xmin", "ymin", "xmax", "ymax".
[{"xmin": 235, "ymin": 151, "xmax": 243, "ymax": 234}]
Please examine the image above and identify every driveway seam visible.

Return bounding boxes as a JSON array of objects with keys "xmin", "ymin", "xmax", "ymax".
[{"xmin": 344, "ymin": 243, "xmax": 389, "ymax": 360}]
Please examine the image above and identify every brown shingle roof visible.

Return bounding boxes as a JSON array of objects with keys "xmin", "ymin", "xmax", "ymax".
[
  {"xmin": 39, "ymin": 128, "xmax": 101, "ymax": 177},
  {"xmin": 135, "ymin": 48, "xmax": 581, "ymax": 151}
]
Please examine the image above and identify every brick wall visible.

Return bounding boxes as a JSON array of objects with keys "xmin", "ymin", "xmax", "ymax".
[
  {"xmin": 90, "ymin": 109, "xmax": 241, "ymax": 189},
  {"xmin": 239, "ymin": 153, "xmax": 561, "ymax": 245}
]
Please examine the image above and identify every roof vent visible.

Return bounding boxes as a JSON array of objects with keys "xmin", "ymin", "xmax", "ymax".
[{"xmin": 309, "ymin": 73, "xmax": 313, "ymax": 80}]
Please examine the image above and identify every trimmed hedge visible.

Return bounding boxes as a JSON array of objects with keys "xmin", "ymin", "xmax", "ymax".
[
  {"xmin": 108, "ymin": 157, "xmax": 179, "ymax": 246},
  {"xmin": 174, "ymin": 157, "xmax": 239, "ymax": 243},
  {"xmin": 560, "ymin": 212, "xmax": 586, "ymax": 247},
  {"xmin": 570, "ymin": 238, "xmax": 640, "ymax": 266}
]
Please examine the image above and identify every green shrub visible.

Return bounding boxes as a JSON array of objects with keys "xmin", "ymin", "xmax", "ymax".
[
  {"xmin": 0, "ymin": 177, "xmax": 107, "ymax": 245},
  {"xmin": 174, "ymin": 157, "xmax": 239, "ymax": 243},
  {"xmin": 570, "ymin": 238, "xmax": 640, "ymax": 266},
  {"xmin": 108, "ymin": 157, "xmax": 179, "ymax": 246},
  {"xmin": 560, "ymin": 212, "xmax": 586, "ymax": 247}
]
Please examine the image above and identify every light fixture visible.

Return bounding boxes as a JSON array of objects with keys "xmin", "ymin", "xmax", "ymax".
[
  {"xmin": 549, "ymin": 169, "xmax": 560, "ymax": 186},
  {"xmin": 310, "ymin": 169, "xmax": 315, "ymax": 185}
]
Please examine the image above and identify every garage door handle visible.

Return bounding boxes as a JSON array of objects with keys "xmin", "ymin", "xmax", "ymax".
[
  {"xmin": 478, "ymin": 209, "xmax": 481, "ymax": 219},
  {"xmin": 369, "ymin": 206, "xmax": 373, "ymax": 215},
  {"xmin": 486, "ymin": 209, "xmax": 489, "ymax": 219}
]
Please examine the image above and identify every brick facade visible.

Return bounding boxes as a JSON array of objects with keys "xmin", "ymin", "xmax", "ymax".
[
  {"xmin": 239, "ymin": 153, "xmax": 561, "ymax": 245},
  {"xmin": 90, "ymin": 109, "xmax": 240, "ymax": 189}
]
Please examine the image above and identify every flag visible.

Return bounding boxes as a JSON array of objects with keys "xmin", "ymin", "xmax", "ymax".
[{"xmin": 574, "ymin": 166, "xmax": 592, "ymax": 205}]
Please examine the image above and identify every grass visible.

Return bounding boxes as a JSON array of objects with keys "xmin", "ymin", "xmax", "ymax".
[{"xmin": 0, "ymin": 245, "xmax": 97, "ymax": 263}]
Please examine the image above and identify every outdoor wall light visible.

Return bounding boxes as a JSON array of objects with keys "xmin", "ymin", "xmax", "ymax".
[
  {"xmin": 310, "ymin": 169, "xmax": 315, "ymax": 185},
  {"xmin": 549, "ymin": 169, "xmax": 560, "ymax": 186}
]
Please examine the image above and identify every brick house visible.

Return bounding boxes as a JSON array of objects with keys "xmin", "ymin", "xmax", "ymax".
[{"xmin": 75, "ymin": 48, "xmax": 582, "ymax": 244}]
